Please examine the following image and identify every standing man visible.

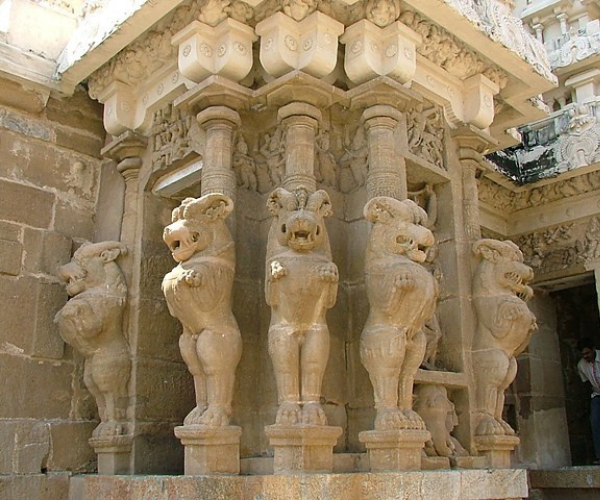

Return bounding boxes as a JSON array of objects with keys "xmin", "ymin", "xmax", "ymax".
[{"xmin": 577, "ymin": 337, "xmax": 600, "ymax": 465}]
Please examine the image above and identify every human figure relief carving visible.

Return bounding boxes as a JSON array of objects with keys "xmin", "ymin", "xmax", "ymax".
[
  {"xmin": 414, "ymin": 385, "xmax": 468, "ymax": 458},
  {"xmin": 361, "ymin": 197, "xmax": 438, "ymax": 431},
  {"xmin": 316, "ymin": 131, "xmax": 338, "ymax": 190},
  {"xmin": 266, "ymin": 187, "xmax": 338, "ymax": 426},
  {"xmin": 407, "ymin": 105, "xmax": 444, "ymax": 169},
  {"xmin": 260, "ymin": 126, "xmax": 286, "ymax": 189},
  {"xmin": 55, "ymin": 242, "xmax": 130, "ymax": 438},
  {"xmin": 339, "ymin": 125, "xmax": 368, "ymax": 193},
  {"xmin": 233, "ymin": 134, "xmax": 258, "ymax": 191},
  {"xmin": 162, "ymin": 194, "xmax": 242, "ymax": 427},
  {"xmin": 472, "ymin": 239, "xmax": 537, "ymax": 437}
]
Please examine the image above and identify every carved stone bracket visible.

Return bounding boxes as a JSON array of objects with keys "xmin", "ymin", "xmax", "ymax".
[
  {"xmin": 256, "ymin": 11, "xmax": 344, "ymax": 79},
  {"xmin": 172, "ymin": 18, "xmax": 257, "ymax": 84},
  {"xmin": 341, "ymin": 20, "xmax": 422, "ymax": 85}
]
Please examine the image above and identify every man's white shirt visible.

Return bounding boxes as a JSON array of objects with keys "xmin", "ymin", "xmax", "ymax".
[{"xmin": 578, "ymin": 349, "xmax": 600, "ymax": 397}]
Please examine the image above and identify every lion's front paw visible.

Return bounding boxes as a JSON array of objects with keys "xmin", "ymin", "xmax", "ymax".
[
  {"xmin": 181, "ymin": 269, "xmax": 202, "ymax": 287},
  {"xmin": 374, "ymin": 408, "xmax": 404, "ymax": 430},
  {"xmin": 394, "ymin": 271, "xmax": 415, "ymax": 290},
  {"xmin": 301, "ymin": 402, "xmax": 327, "ymax": 425},
  {"xmin": 199, "ymin": 406, "xmax": 230, "ymax": 427},
  {"xmin": 402, "ymin": 408, "xmax": 426, "ymax": 430},
  {"xmin": 275, "ymin": 402, "xmax": 301, "ymax": 425},
  {"xmin": 270, "ymin": 261, "xmax": 287, "ymax": 280},
  {"xmin": 475, "ymin": 416, "xmax": 505, "ymax": 436},
  {"xmin": 318, "ymin": 263, "xmax": 338, "ymax": 282}
]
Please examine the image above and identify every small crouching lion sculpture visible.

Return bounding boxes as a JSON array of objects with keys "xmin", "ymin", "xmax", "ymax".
[
  {"xmin": 162, "ymin": 194, "xmax": 242, "ymax": 427},
  {"xmin": 361, "ymin": 197, "xmax": 438, "ymax": 431},
  {"xmin": 55, "ymin": 241, "xmax": 130, "ymax": 438},
  {"xmin": 266, "ymin": 187, "xmax": 338, "ymax": 426},
  {"xmin": 472, "ymin": 239, "xmax": 537, "ymax": 436}
]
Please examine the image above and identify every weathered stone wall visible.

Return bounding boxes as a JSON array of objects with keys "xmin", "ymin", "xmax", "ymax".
[{"xmin": 0, "ymin": 78, "xmax": 105, "ymax": 487}]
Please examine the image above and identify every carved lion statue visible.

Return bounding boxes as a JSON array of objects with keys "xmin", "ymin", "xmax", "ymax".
[
  {"xmin": 472, "ymin": 238, "xmax": 537, "ymax": 437},
  {"xmin": 361, "ymin": 197, "xmax": 438, "ymax": 431},
  {"xmin": 414, "ymin": 384, "xmax": 467, "ymax": 458},
  {"xmin": 266, "ymin": 187, "xmax": 338, "ymax": 426},
  {"xmin": 55, "ymin": 241, "xmax": 130, "ymax": 438},
  {"xmin": 162, "ymin": 194, "xmax": 242, "ymax": 427}
]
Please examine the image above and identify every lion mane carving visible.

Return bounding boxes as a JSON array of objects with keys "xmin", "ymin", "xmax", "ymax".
[
  {"xmin": 472, "ymin": 238, "xmax": 537, "ymax": 437},
  {"xmin": 266, "ymin": 187, "xmax": 338, "ymax": 426},
  {"xmin": 55, "ymin": 241, "xmax": 130, "ymax": 438},
  {"xmin": 162, "ymin": 194, "xmax": 242, "ymax": 427},
  {"xmin": 361, "ymin": 197, "xmax": 438, "ymax": 431}
]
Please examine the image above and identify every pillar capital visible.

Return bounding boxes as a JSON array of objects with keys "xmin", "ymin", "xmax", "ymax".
[
  {"xmin": 101, "ymin": 131, "xmax": 148, "ymax": 163},
  {"xmin": 196, "ymin": 106, "xmax": 241, "ymax": 130}
]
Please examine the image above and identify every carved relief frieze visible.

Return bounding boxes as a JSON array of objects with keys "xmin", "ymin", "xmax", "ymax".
[
  {"xmin": 151, "ymin": 104, "xmax": 201, "ymax": 171},
  {"xmin": 233, "ymin": 133, "xmax": 258, "ymax": 191},
  {"xmin": 441, "ymin": 0, "xmax": 554, "ymax": 82},
  {"xmin": 548, "ymin": 27, "xmax": 600, "ymax": 70},
  {"xmin": 407, "ymin": 105, "xmax": 445, "ymax": 169},
  {"xmin": 477, "ymin": 176, "xmax": 515, "ymax": 212},
  {"xmin": 315, "ymin": 130, "xmax": 338, "ymax": 190},
  {"xmin": 338, "ymin": 124, "xmax": 368, "ymax": 193},
  {"xmin": 517, "ymin": 216, "xmax": 600, "ymax": 276},
  {"xmin": 258, "ymin": 125, "xmax": 287, "ymax": 190}
]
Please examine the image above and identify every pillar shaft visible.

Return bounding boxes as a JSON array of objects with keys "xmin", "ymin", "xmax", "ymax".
[
  {"xmin": 461, "ymin": 159, "xmax": 482, "ymax": 242},
  {"xmin": 197, "ymin": 106, "xmax": 241, "ymax": 199},
  {"xmin": 362, "ymin": 105, "xmax": 406, "ymax": 200},
  {"xmin": 278, "ymin": 102, "xmax": 321, "ymax": 192}
]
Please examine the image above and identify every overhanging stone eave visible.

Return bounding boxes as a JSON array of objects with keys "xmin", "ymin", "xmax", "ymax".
[
  {"xmin": 405, "ymin": 0, "xmax": 557, "ymax": 94},
  {"xmin": 55, "ymin": 0, "xmax": 188, "ymax": 95}
]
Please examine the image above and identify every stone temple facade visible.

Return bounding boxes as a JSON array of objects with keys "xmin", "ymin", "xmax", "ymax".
[{"xmin": 0, "ymin": 0, "xmax": 599, "ymax": 499}]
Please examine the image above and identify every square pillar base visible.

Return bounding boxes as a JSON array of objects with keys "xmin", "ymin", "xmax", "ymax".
[
  {"xmin": 174, "ymin": 425, "xmax": 242, "ymax": 475},
  {"xmin": 89, "ymin": 435, "xmax": 133, "ymax": 475},
  {"xmin": 265, "ymin": 424, "xmax": 343, "ymax": 474},
  {"xmin": 474, "ymin": 434, "xmax": 520, "ymax": 469},
  {"xmin": 359, "ymin": 429, "xmax": 430, "ymax": 471}
]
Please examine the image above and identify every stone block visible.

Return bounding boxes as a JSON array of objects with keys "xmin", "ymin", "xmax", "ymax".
[
  {"xmin": 136, "ymin": 298, "xmax": 182, "ymax": 363},
  {"xmin": 132, "ymin": 422, "xmax": 184, "ymax": 474},
  {"xmin": 23, "ymin": 228, "xmax": 72, "ymax": 276},
  {"xmin": 54, "ymin": 128, "xmax": 103, "ymax": 157},
  {"xmin": 53, "ymin": 198, "xmax": 94, "ymax": 240},
  {"xmin": 0, "ymin": 420, "xmax": 50, "ymax": 474},
  {"xmin": 0, "ymin": 237, "xmax": 22, "ymax": 275},
  {"xmin": 0, "ymin": 353, "xmax": 73, "ymax": 419},
  {"xmin": 0, "ymin": 179, "xmax": 55, "ymax": 228},
  {"xmin": 47, "ymin": 421, "xmax": 97, "ymax": 472},
  {"xmin": 175, "ymin": 425, "xmax": 242, "ymax": 475},
  {"xmin": 346, "ymin": 219, "xmax": 369, "ymax": 282},
  {"xmin": 139, "ymin": 239, "xmax": 174, "ymax": 300},
  {"xmin": 46, "ymin": 91, "xmax": 105, "ymax": 136},
  {"xmin": 0, "ymin": 473, "xmax": 70, "ymax": 500},
  {"xmin": 265, "ymin": 424, "xmax": 343, "ymax": 474},
  {"xmin": 89, "ymin": 435, "xmax": 134, "ymax": 475},
  {"xmin": 234, "ymin": 216, "xmax": 264, "ymax": 281},
  {"xmin": 359, "ymin": 428, "xmax": 430, "ymax": 472}
]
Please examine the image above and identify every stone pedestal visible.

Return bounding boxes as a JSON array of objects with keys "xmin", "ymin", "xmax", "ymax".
[
  {"xmin": 89, "ymin": 435, "xmax": 133, "ymax": 475},
  {"xmin": 359, "ymin": 429, "xmax": 430, "ymax": 472},
  {"xmin": 421, "ymin": 455, "xmax": 450, "ymax": 470},
  {"xmin": 174, "ymin": 425, "xmax": 242, "ymax": 475},
  {"xmin": 265, "ymin": 425, "xmax": 342, "ymax": 474},
  {"xmin": 474, "ymin": 434, "xmax": 520, "ymax": 469}
]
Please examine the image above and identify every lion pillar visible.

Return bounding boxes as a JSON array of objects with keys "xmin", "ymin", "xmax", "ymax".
[
  {"xmin": 278, "ymin": 102, "xmax": 321, "ymax": 193},
  {"xmin": 362, "ymin": 105, "xmax": 406, "ymax": 200},
  {"xmin": 358, "ymin": 198, "xmax": 436, "ymax": 471},
  {"xmin": 55, "ymin": 242, "xmax": 133, "ymax": 475},
  {"xmin": 162, "ymin": 194, "xmax": 243, "ymax": 475},
  {"xmin": 471, "ymin": 239, "xmax": 537, "ymax": 468},
  {"xmin": 264, "ymin": 187, "xmax": 342, "ymax": 474}
]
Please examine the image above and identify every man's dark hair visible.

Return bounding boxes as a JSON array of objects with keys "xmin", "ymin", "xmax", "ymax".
[{"xmin": 577, "ymin": 337, "xmax": 595, "ymax": 351}]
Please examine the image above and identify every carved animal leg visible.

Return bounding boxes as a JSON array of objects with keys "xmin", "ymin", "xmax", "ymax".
[
  {"xmin": 179, "ymin": 332, "xmax": 207, "ymax": 425},
  {"xmin": 85, "ymin": 359, "xmax": 109, "ymax": 437},
  {"xmin": 268, "ymin": 326, "xmax": 301, "ymax": 425},
  {"xmin": 196, "ymin": 328, "xmax": 242, "ymax": 427},
  {"xmin": 360, "ymin": 326, "xmax": 406, "ymax": 430},
  {"xmin": 398, "ymin": 330, "xmax": 426, "ymax": 429},
  {"xmin": 300, "ymin": 326, "xmax": 330, "ymax": 425},
  {"xmin": 473, "ymin": 349, "xmax": 508, "ymax": 435},
  {"xmin": 92, "ymin": 351, "xmax": 131, "ymax": 436},
  {"xmin": 495, "ymin": 356, "xmax": 517, "ymax": 435}
]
